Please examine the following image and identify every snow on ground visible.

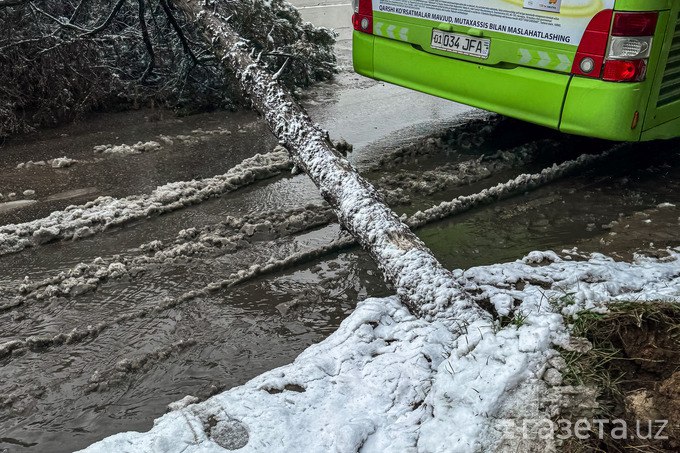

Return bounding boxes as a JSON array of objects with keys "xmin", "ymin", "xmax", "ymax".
[
  {"xmin": 0, "ymin": 191, "xmax": 35, "ymax": 201},
  {"xmin": 92, "ymin": 127, "xmax": 233, "ymax": 155},
  {"xmin": 16, "ymin": 157, "xmax": 79, "ymax": 169},
  {"xmin": 0, "ymin": 149, "xmax": 292, "ymax": 256},
  {"xmin": 93, "ymin": 141, "xmax": 162, "ymax": 156},
  {"xmin": 81, "ymin": 249, "xmax": 680, "ymax": 453}
]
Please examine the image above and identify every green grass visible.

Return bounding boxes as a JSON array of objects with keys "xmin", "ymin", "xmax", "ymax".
[{"xmin": 557, "ymin": 301, "xmax": 680, "ymax": 452}]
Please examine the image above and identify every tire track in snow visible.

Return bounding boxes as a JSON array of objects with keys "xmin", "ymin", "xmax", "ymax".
[
  {"xmin": 1, "ymin": 204, "xmax": 335, "ymax": 309},
  {"xmin": 407, "ymin": 146, "xmax": 624, "ymax": 229},
  {"xmin": 377, "ymin": 141, "xmax": 543, "ymax": 206}
]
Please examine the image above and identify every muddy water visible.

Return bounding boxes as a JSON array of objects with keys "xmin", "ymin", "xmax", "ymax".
[
  {"xmin": 1, "ymin": 251, "xmax": 385, "ymax": 452},
  {"xmin": 421, "ymin": 140, "xmax": 680, "ymax": 270}
]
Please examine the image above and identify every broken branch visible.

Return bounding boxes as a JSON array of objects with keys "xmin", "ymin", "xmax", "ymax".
[{"xmin": 138, "ymin": 0, "xmax": 155, "ymax": 83}]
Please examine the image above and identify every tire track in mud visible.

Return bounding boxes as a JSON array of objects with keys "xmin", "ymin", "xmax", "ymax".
[
  {"xmin": 0, "ymin": 339, "xmax": 198, "ymax": 414},
  {"xmin": 0, "ymin": 146, "xmax": 624, "ymax": 361},
  {"xmin": 0, "ymin": 148, "xmax": 293, "ymax": 257},
  {"xmin": 360, "ymin": 113, "xmax": 500, "ymax": 172},
  {"xmin": 377, "ymin": 142, "xmax": 542, "ymax": 206},
  {"xmin": 407, "ymin": 145, "xmax": 624, "ymax": 228},
  {"xmin": 1, "ymin": 136, "xmax": 550, "ymax": 309},
  {"xmin": 2, "ymin": 204, "xmax": 335, "ymax": 306}
]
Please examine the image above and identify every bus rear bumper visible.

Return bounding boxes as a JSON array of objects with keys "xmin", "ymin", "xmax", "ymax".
[
  {"xmin": 355, "ymin": 32, "xmax": 569, "ymax": 130},
  {"xmin": 560, "ymin": 78, "xmax": 645, "ymax": 142}
]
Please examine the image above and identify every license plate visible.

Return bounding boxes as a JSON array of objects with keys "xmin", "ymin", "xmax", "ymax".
[{"xmin": 431, "ymin": 29, "xmax": 490, "ymax": 59}]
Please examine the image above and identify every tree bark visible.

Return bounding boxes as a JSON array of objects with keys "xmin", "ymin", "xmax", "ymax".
[{"xmin": 173, "ymin": 0, "xmax": 483, "ymax": 320}]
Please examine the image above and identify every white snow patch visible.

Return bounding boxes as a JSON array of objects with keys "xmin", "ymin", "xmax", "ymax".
[
  {"xmin": 92, "ymin": 127, "xmax": 232, "ymax": 156},
  {"xmin": 94, "ymin": 141, "xmax": 162, "ymax": 155},
  {"xmin": 80, "ymin": 251, "xmax": 680, "ymax": 453},
  {"xmin": 167, "ymin": 396, "xmax": 200, "ymax": 412},
  {"xmin": 50, "ymin": 157, "xmax": 78, "ymax": 168},
  {"xmin": 16, "ymin": 160, "xmax": 46, "ymax": 169},
  {"xmin": 16, "ymin": 157, "xmax": 79, "ymax": 169}
]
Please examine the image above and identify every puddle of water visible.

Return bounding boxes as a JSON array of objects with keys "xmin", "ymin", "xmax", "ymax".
[
  {"xmin": 422, "ymin": 141, "xmax": 680, "ymax": 270},
  {"xmin": 0, "ymin": 200, "xmax": 36, "ymax": 214}
]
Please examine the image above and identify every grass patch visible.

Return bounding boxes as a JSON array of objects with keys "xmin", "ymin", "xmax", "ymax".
[{"xmin": 559, "ymin": 301, "xmax": 680, "ymax": 452}]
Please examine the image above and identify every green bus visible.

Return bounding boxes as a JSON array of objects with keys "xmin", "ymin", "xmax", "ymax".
[{"xmin": 352, "ymin": 0, "xmax": 680, "ymax": 141}]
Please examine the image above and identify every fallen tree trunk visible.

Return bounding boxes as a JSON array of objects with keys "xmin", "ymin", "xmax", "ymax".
[{"xmin": 173, "ymin": 0, "xmax": 480, "ymax": 319}]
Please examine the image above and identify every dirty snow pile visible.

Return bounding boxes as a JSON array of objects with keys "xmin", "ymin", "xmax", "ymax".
[
  {"xmin": 16, "ymin": 157, "xmax": 79, "ymax": 169},
  {"xmin": 82, "ymin": 250, "xmax": 680, "ymax": 452},
  {"xmin": 93, "ymin": 141, "xmax": 162, "ymax": 156}
]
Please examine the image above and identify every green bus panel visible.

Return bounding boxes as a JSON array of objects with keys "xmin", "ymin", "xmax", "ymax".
[
  {"xmin": 369, "ymin": 34, "xmax": 569, "ymax": 130},
  {"xmin": 643, "ymin": 5, "xmax": 680, "ymax": 136}
]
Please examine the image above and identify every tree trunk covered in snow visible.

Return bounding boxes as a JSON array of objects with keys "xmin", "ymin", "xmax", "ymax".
[{"xmin": 173, "ymin": 0, "xmax": 479, "ymax": 318}]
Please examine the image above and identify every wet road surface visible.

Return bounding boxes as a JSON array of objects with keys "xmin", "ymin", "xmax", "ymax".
[{"xmin": 1, "ymin": 2, "xmax": 680, "ymax": 452}]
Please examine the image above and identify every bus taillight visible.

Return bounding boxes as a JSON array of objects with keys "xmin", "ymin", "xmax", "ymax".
[
  {"xmin": 603, "ymin": 12, "xmax": 658, "ymax": 82},
  {"xmin": 573, "ymin": 10, "xmax": 658, "ymax": 83},
  {"xmin": 611, "ymin": 12, "xmax": 658, "ymax": 37},
  {"xmin": 352, "ymin": 0, "xmax": 373, "ymax": 34},
  {"xmin": 572, "ymin": 9, "xmax": 613, "ymax": 79},
  {"xmin": 603, "ymin": 59, "xmax": 647, "ymax": 82}
]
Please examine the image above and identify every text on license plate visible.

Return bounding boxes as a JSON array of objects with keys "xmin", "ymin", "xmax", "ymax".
[{"xmin": 430, "ymin": 30, "xmax": 490, "ymax": 59}]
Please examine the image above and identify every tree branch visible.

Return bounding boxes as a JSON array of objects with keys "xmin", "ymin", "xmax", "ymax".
[
  {"xmin": 158, "ymin": 0, "xmax": 199, "ymax": 65},
  {"xmin": 80, "ymin": 0, "xmax": 128, "ymax": 37},
  {"xmin": 30, "ymin": 3, "xmax": 91, "ymax": 33},
  {"xmin": 68, "ymin": 0, "xmax": 86, "ymax": 23},
  {"xmin": 137, "ymin": 0, "xmax": 155, "ymax": 82},
  {"xmin": 29, "ymin": 0, "xmax": 128, "ymax": 38}
]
